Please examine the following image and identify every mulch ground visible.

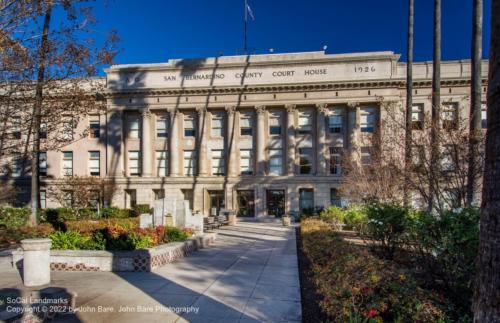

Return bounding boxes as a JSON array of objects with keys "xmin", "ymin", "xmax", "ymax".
[{"xmin": 295, "ymin": 226, "xmax": 328, "ymax": 323}]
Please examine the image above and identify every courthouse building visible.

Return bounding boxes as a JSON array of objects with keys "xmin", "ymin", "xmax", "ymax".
[{"xmin": 23, "ymin": 51, "xmax": 488, "ymax": 217}]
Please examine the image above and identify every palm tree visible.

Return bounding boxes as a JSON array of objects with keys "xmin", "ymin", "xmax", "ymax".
[
  {"xmin": 473, "ymin": 1, "xmax": 500, "ymax": 320},
  {"xmin": 404, "ymin": 0, "xmax": 414, "ymax": 206},
  {"xmin": 466, "ymin": 0, "xmax": 483, "ymax": 206},
  {"xmin": 429, "ymin": 0, "xmax": 441, "ymax": 212}
]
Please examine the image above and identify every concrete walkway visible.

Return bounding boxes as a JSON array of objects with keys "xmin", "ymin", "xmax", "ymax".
[{"xmin": 0, "ymin": 220, "xmax": 301, "ymax": 322}]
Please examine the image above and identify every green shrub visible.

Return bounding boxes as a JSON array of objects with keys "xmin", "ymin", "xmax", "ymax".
[
  {"xmin": 409, "ymin": 207, "xmax": 479, "ymax": 316},
  {"xmin": 50, "ymin": 230, "xmax": 90, "ymax": 250},
  {"xmin": 364, "ymin": 202, "xmax": 415, "ymax": 259},
  {"xmin": 301, "ymin": 218, "xmax": 450, "ymax": 322},
  {"xmin": 319, "ymin": 206, "xmax": 345, "ymax": 230},
  {"xmin": 343, "ymin": 205, "xmax": 368, "ymax": 231},
  {"xmin": 164, "ymin": 226, "xmax": 191, "ymax": 242},
  {"xmin": 131, "ymin": 204, "xmax": 151, "ymax": 216},
  {"xmin": 101, "ymin": 207, "xmax": 130, "ymax": 219},
  {"xmin": 129, "ymin": 232, "xmax": 154, "ymax": 249},
  {"xmin": 0, "ymin": 207, "xmax": 30, "ymax": 229}
]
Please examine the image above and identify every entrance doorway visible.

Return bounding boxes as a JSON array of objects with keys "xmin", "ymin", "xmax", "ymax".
[
  {"xmin": 208, "ymin": 190, "xmax": 225, "ymax": 216},
  {"xmin": 266, "ymin": 189, "xmax": 285, "ymax": 217},
  {"xmin": 237, "ymin": 190, "xmax": 255, "ymax": 217}
]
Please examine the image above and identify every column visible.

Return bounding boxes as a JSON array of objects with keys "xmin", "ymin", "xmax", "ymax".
[
  {"xmin": 255, "ymin": 105, "xmax": 266, "ymax": 176},
  {"xmin": 168, "ymin": 108, "xmax": 180, "ymax": 176},
  {"xmin": 285, "ymin": 104, "xmax": 296, "ymax": 175},
  {"xmin": 197, "ymin": 106, "xmax": 209, "ymax": 176},
  {"xmin": 226, "ymin": 105, "xmax": 237, "ymax": 177},
  {"xmin": 316, "ymin": 103, "xmax": 328, "ymax": 175},
  {"xmin": 141, "ymin": 108, "xmax": 153, "ymax": 177},
  {"xmin": 106, "ymin": 109, "xmax": 124, "ymax": 177},
  {"xmin": 347, "ymin": 102, "xmax": 360, "ymax": 160}
]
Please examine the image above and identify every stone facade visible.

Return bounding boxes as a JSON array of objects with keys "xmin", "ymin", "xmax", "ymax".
[{"xmin": 11, "ymin": 51, "xmax": 488, "ymax": 217}]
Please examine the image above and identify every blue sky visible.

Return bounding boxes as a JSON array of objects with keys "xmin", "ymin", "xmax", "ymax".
[{"xmin": 92, "ymin": 0, "xmax": 491, "ymax": 66}]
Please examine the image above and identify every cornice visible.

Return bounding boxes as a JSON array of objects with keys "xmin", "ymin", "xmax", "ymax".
[{"xmin": 103, "ymin": 77, "xmax": 482, "ymax": 98}]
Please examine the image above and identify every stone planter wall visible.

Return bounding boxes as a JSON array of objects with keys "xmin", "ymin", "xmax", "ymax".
[{"xmin": 11, "ymin": 233, "xmax": 216, "ymax": 272}]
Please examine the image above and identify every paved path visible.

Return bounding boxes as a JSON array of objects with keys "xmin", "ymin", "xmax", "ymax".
[{"xmin": 0, "ymin": 220, "xmax": 301, "ymax": 322}]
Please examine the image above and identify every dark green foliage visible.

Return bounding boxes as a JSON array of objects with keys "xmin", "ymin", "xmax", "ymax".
[{"xmin": 0, "ymin": 208, "xmax": 30, "ymax": 229}]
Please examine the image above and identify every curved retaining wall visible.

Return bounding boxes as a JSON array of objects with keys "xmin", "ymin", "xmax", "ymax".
[{"xmin": 11, "ymin": 233, "xmax": 216, "ymax": 272}]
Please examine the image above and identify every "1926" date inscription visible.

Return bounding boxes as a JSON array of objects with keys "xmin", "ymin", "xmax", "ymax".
[{"xmin": 354, "ymin": 66, "xmax": 376, "ymax": 73}]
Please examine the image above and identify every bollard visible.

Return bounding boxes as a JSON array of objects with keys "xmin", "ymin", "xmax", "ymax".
[
  {"xmin": 227, "ymin": 214, "xmax": 236, "ymax": 225},
  {"xmin": 21, "ymin": 238, "xmax": 52, "ymax": 287}
]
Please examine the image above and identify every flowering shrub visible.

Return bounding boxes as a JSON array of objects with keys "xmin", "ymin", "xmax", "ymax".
[
  {"xmin": 301, "ymin": 218, "xmax": 450, "ymax": 322},
  {"xmin": 319, "ymin": 206, "xmax": 345, "ymax": 230}
]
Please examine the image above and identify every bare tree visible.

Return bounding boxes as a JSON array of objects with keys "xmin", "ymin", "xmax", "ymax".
[
  {"xmin": 429, "ymin": 0, "xmax": 442, "ymax": 212},
  {"xmin": 473, "ymin": 1, "xmax": 500, "ymax": 320},
  {"xmin": 0, "ymin": 0, "xmax": 118, "ymax": 225},
  {"xmin": 467, "ymin": 0, "xmax": 484, "ymax": 206},
  {"xmin": 404, "ymin": 0, "xmax": 415, "ymax": 205},
  {"xmin": 47, "ymin": 176, "xmax": 117, "ymax": 210}
]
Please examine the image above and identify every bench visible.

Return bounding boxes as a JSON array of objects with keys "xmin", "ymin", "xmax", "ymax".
[{"xmin": 203, "ymin": 216, "xmax": 217, "ymax": 231}]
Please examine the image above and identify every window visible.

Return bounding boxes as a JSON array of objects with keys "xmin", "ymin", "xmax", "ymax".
[
  {"xmin": 360, "ymin": 107, "xmax": 376, "ymax": 133},
  {"xmin": 412, "ymin": 145, "xmax": 424, "ymax": 167},
  {"xmin": 441, "ymin": 145, "xmax": 456, "ymax": 172},
  {"xmin": 442, "ymin": 103, "xmax": 458, "ymax": 130},
  {"xmin": 11, "ymin": 116, "xmax": 21, "ymax": 139},
  {"xmin": 269, "ymin": 111, "xmax": 282, "ymax": 135},
  {"xmin": 481, "ymin": 103, "xmax": 487, "ymax": 129},
  {"xmin": 128, "ymin": 151, "xmax": 141, "ymax": 176},
  {"xmin": 328, "ymin": 108, "xmax": 343, "ymax": 133},
  {"xmin": 299, "ymin": 188, "xmax": 314, "ymax": 211},
  {"xmin": 268, "ymin": 148, "xmax": 283, "ymax": 175},
  {"xmin": 40, "ymin": 122, "xmax": 47, "ymax": 139},
  {"xmin": 211, "ymin": 112, "xmax": 224, "ymax": 137},
  {"xmin": 184, "ymin": 114, "xmax": 196, "ymax": 137},
  {"xmin": 156, "ymin": 114, "xmax": 169, "ymax": 138},
  {"xmin": 89, "ymin": 151, "xmax": 100, "ymax": 176},
  {"xmin": 361, "ymin": 147, "xmax": 372, "ymax": 166},
  {"xmin": 298, "ymin": 148, "xmax": 313, "ymax": 174},
  {"xmin": 128, "ymin": 117, "xmax": 140, "ymax": 139},
  {"xmin": 181, "ymin": 189, "xmax": 194, "ymax": 210},
  {"xmin": 211, "ymin": 150, "xmax": 225, "ymax": 176},
  {"xmin": 240, "ymin": 112, "xmax": 253, "ymax": 136},
  {"xmin": 40, "ymin": 190, "xmax": 46, "ymax": 209},
  {"xmin": 89, "ymin": 190, "xmax": 100, "ymax": 208},
  {"xmin": 330, "ymin": 188, "xmax": 341, "ymax": 207},
  {"xmin": 62, "ymin": 152, "xmax": 73, "ymax": 176},
  {"xmin": 125, "ymin": 189, "xmax": 137, "ymax": 208},
  {"xmin": 153, "ymin": 189, "xmax": 165, "ymax": 200},
  {"xmin": 183, "ymin": 150, "xmax": 196, "ymax": 176},
  {"xmin": 89, "ymin": 117, "xmax": 100, "ymax": 138},
  {"xmin": 63, "ymin": 191, "xmax": 73, "ymax": 207},
  {"xmin": 156, "ymin": 150, "xmax": 168, "ymax": 177},
  {"xmin": 11, "ymin": 156, "xmax": 22, "ymax": 177},
  {"xmin": 329, "ymin": 148, "xmax": 342, "ymax": 175},
  {"xmin": 298, "ymin": 110, "xmax": 313, "ymax": 134},
  {"xmin": 62, "ymin": 121, "xmax": 73, "ymax": 140},
  {"xmin": 39, "ymin": 152, "xmax": 47, "ymax": 176},
  {"xmin": 240, "ymin": 149, "xmax": 253, "ymax": 175},
  {"xmin": 412, "ymin": 104, "xmax": 424, "ymax": 130}
]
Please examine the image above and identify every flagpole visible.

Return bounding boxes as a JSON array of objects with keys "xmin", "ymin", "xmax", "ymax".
[{"xmin": 244, "ymin": 0, "xmax": 248, "ymax": 54}]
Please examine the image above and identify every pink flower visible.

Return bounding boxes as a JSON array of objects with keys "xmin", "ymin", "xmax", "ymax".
[{"xmin": 364, "ymin": 309, "xmax": 378, "ymax": 318}]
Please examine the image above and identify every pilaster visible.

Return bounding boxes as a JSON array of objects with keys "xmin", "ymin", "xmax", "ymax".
[
  {"xmin": 141, "ymin": 108, "xmax": 153, "ymax": 177},
  {"xmin": 255, "ymin": 105, "xmax": 266, "ymax": 176},
  {"xmin": 168, "ymin": 108, "xmax": 180, "ymax": 177},
  {"xmin": 196, "ymin": 106, "xmax": 208, "ymax": 176},
  {"xmin": 316, "ymin": 103, "xmax": 328, "ymax": 175},
  {"xmin": 285, "ymin": 104, "xmax": 296, "ymax": 175},
  {"xmin": 226, "ymin": 105, "xmax": 237, "ymax": 177}
]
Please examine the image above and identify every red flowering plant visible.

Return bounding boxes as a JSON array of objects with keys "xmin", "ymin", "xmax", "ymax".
[{"xmin": 301, "ymin": 218, "xmax": 451, "ymax": 322}]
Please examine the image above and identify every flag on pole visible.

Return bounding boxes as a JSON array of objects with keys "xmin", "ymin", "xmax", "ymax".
[{"xmin": 246, "ymin": 1, "xmax": 255, "ymax": 21}]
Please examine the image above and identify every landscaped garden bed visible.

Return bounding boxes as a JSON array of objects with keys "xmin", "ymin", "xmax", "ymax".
[
  {"xmin": 1, "ymin": 206, "xmax": 216, "ymax": 272},
  {"xmin": 298, "ymin": 203, "xmax": 479, "ymax": 322}
]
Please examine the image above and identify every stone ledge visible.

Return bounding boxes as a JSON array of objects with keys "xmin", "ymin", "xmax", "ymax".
[{"xmin": 11, "ymin": 233, "xmax": 216, "ymax": 272}]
